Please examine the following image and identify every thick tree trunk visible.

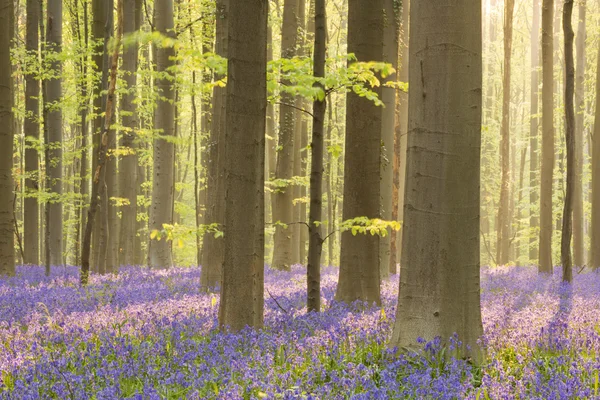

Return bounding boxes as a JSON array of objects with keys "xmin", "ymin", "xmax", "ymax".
[
  {"xmin": 530, "ymin": 0, "xmax": 540, "ymax": 263},
  {"xmin": 390, "ymin": 0, "xmax": 484, "ymax": 363},
  {"xmin": 147, "ymin": 0, "xmax": 176, "ymax": 269},
  {"xmin": 271, "ymin": 0, "xmax": 299, "ymax": 271},
  {"xmin": 0, "ymin": 0, "xmax": 15, "ymax": 275},
  {"xmin": 118, "ymin": 0, "xmax": 141, "ymax": 267},
  {"xmin": 379, "ymin": 0, "xmax": 399, "ymax": 279},
  {"xmin": 591, "ymin": 28, "xmax": 600, "ymax": 270},
  {"xmin": 307, "ymin": 0, "xmax": 326, "ymax": 313},
  {"xmin": 561, "ymin": 0, "xmax": 575, "ymax": 283},
  {"xmin": 24, "ymin": 0, "xmax": 40, "ymax": 266},
  {"xmin": 218, "ymin": 0, "xmax": 267, "ymax": 331},
  {"xmin": 539, "ymin": 0, "xmax": 554, "ymax": 273},
  {"xmin": 573, "ymin": 0, "xmax": 585, "ymax": 267},
  {"xmin": 46, "ymin": 0, "xmax": 64, "ymax": 267},
  {"xmin": 335, "ymin": 0, "xmax": 383, "ymax": 305},
  {"xmin": 497, "ymin": 0, "xmax": 514, "ymax": 266},
  {"xmin": 200, "ymin": 0, "xmax": 228, "ymax": 287}
]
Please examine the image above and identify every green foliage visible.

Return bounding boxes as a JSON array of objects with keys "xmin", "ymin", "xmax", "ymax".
[{"xmin": 340, "ymin": 217, "xmax": 401, "ymax": 238}]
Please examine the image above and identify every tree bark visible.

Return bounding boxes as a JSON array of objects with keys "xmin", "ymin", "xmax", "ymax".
[
  {"xmin": 497, "ymin": 0, "xmax": 514, "ymax": 266},
  {"xmin": 118, "ymin": 0, "xmax": 141, "ymax": 267},
  {"xmin": 335, "ymin": 0, "xmax": 384, "ymax": 305},
  {"xmin": 539, "ymin": 0, "xmax": 554, "ymax": 274},
  {"xmin": 218, "ymin": 0, "xmax": 267, "ymax": 331},
  {"xmin": 271, "ymin": 0, "xmax": 299, "ymax": 271},
  {"xmin": 0, "ymin": 0, "xmax": 15, "ymax": 276},
  {"xmin": 572, "ymin": 0, "xmax": 585, "ymax": 267},
  {"xmin": 147, "ymin": 0, "xmax": 176, "ymax": 269},
  {"xmin": 81, "ymin": 0, "xmax": 122, "ymax": 285},
  {"xmin": 46, "ymin": 0, "xmax": 64, "ymax": 267},
  {"xmin": 390, "ymin": 0, "xmax": 484, "ymax": 363},
  {"xmin": 24, "ymin": 0, "xmax": 40, "ymax": 266},
  {"xmin": 591, "ymin": 22, "xmax": 600, "ymax": 270},
  {"xmin": 530, "ymin": 0, "xmax": 540, "ymax": 263},
  {"xmin": 307, "ymin": 0, "xmax": 326, "ymax": 313},
  {"xmin": 200, "ymin": 0, "xmax": 227, "ymax": 287}
]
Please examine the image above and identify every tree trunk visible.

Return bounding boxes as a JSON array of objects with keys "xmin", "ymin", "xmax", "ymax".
[
  {"xmin": 46, "ymin": 0, "xmax": 64, "ymax": 266},
  {"xmin": 271, "ymin": 0, "xmax": 299, "ymax": 271},
  {"xmin": 591, "ymin": 24, "xmax": 600, "ymax": 270},
  {"xmin": 218, "ymin": 0, "xmax": 267, "ymax": 331},
  {"xmin": 307, "ymin": 0, "xmax": 326, "ymax": 313},
  {"xmin": 530, "ymin": 0, "xmax": 540, "ymax": 263},
  {"xmin": 572, "ymin": 0, "xmax": 585, "ymax": 267},
  {"xmin": 379, "ymin": 0, "xmax": 399, "ymax": 280},
  {"xmin": 147, "ymin": 0, "xmax": 176, "ymax": 269},
  {"xmin": 390, "ymin": 0, "xmax": 484, "ymax": 363},
  {"xmin": 335, "ymin": 0, "xmax": 383, "ymax": 305},
  {"xmin": 200, "ymin": 0, "xmax": 228, "ymax": 287},
  {"xmin": 81, "ymin": 0, "xmax": 122, "ymax": 285},
  {"xmin": 24, "ymin": 0, "xmax": 39, "ymax": 266},
  {"xmin": 539, "ymin": 0, "xmax": 554, "ymax": 273},
  {"xmin": 0, "ymin": 0, "xmax": 15, "ymax": 276},
  {"xmin": 497, "ymin": 0, "xmax": 514, "ymax": 266},
  {"xmin": 118, "ymin": 0, "xmax": 141, "ymax": 267},
  {"xmin": 561, "ymin": 0, "xmax": 575, "ymax": 283}
]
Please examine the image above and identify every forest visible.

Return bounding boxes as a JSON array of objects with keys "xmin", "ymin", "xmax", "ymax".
[{"xmin": 1, "ymin": 0, "xmax": 600, "ymax": 397}]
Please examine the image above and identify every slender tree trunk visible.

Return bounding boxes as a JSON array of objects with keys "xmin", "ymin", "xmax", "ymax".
[
  {"xmin": 395, "ymin": 0, "xmax": 409, "ymax": 268},
  {"xmin": 200, "ymin": 0, "xmax": 227, "ymax": 287},
  {"xmin": 0, "ymin": 0, "xmax": 15, "ymax": 275},
  {"xmin": 390, "ymin": 0, "xmax": 484, "ymax": 363},
  {"xmin": 118, "ymin": 0, "xmax": 141, "ymax": 267},
  {"xmin": 218, "ymin": 0, "xmax": 267, "ymax": 331},
  {"xmin": 24, "ymin": 0, "xmax": 40, "ymax": 266},
  {"xmin": 561, "ymin": 0, "xmax": 575, "ymax": 283},
  {"xmin": 379, "ymin": 0, "xmax": 399, "ymax": 280},
  {"xmin": 81, "ymin": 0, "xmax": 122, "ymax": 284},
  {"xmin": 497, "ymin": 0, "xmax": 514, "ymax": 266},
  {"xmin": 46, "ymin": 0, "xmax": 64, "ymax": 266},
  {"xmin": 265, "ymin": 22, "xmax": 276, "ymax": 263},
  {"xmin": 271, "ymin": 0, "xmax": 299, "ymax": 271},
  {"xmin": 335, "ymin": 0, "xmax": 383, "ymax": 305},
  {"xmin": 147, "ymin": 0, "xmax": 176, "ymax": 269},
  {"xmin": 530, "ymin": 0, "xmax": 540, "ymax": 263},
  {"xmin": 539, "ymin": 0, "xmax": 555, "ymax": 273},
  {"xmin": 326, "ymin": 102, "xmax": 334, "ymax": 266},
  {"xmin": 572, "ymin": 0, "xmax": 585, "ymax": 267},
  {"xmin": 307, "ymin": 0, "xmax": 326, "ymax": 313}
]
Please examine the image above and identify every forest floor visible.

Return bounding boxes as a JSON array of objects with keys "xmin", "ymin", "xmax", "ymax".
[{"xmin": 0, "ymin": 264, "xmax": 598, "ymax": 399}]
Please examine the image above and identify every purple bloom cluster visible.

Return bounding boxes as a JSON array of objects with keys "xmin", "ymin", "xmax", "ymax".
[{"xmin": 0, "ymin": 265, "xmax": 599, "ymax": 399}]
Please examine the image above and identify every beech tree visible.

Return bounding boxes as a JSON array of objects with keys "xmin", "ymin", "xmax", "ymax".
[
  {"xmin": 218, "ymin": 0, "xmax": 267, "ymax": 331},
  {"xmin": 390, "ymin": 0, "xmax": 484, "ymax": 362},
  {"xmin": 0, "ymin": 0, "xmax": 15, "ymax": 276}
]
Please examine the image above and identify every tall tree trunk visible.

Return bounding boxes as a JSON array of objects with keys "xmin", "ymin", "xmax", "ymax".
[
  {"xmin": 147, "ymin": 0, "xmax": 176, "ymax": 269},
  {"xmin": 307, "ymin": 0, "xmax": 326, "ymax": 313},
  {"xmin": 0, "ymin": 0, "xmax": 15, "ymax": 275},
  {"xmin": 395, "ymin": 0, "xmax": 409, "ymax": 269},
  {"xmin": 46, "ymin": 0, "xmax": 64, "ymax": 266},
  {"xmin": 271, "ymin": 0, "xmax": 299, "ymax": 271},
  {"xmin": 390, "ymin": 0, "xmax": 484, "ymax": 363},
  {"xmin": 497, "ymin": 0, "xmax": 514, "ymax": 266},
  {"xmin": 118, "ymin": 0, "xmax": 141, "ymax": 266},
  {"xmin": 379, "ymin": 0, "xmax": 399, "ymax": 279},
  {"xmin": 24, "ymin": 0, "xmax": 39, "ymax": 266},
  {"xmin": 539, "ymin": 0, "xmax": 555, "ymax": 273},
  {"xmin": 218, "ymin": 0, "xmax": 267, "ymax": 331},
  {"xmin": 530, "ymin": 0, "xmax": 540, "ymax": 263},
  {"xmin": 561, "ymin": 0, "xmax": 575, "ymax": 283},
  {"xmin": 265, "ymin": 21, "xmax": 276, "ymax": 263},
  {"xmin": 335, "ymin": 0, "xmax": 383, "ymax": 305},
  {"xmin": 200, "ymin": 0, "xmax": 227, "ymax": 287},
  {"xmin": 591, "ymin": 25, "xmax": 600, "ymax": 270},
  {"xmin": 572, "ymin": 0, "xmax": 585, "ymax": 267},
  {"xmin": 81, "ymin": 0, "xmax": 122, "ymax": 284}
]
